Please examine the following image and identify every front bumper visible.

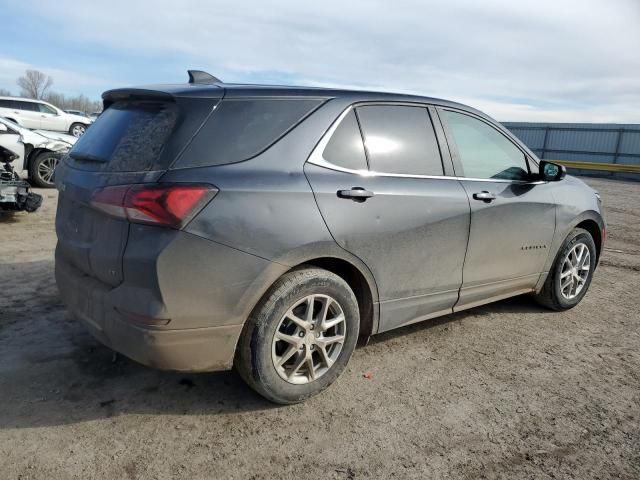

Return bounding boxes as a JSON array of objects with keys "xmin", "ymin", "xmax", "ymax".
[{"xmin": 0, "ymin": 179, "xmax": 42, "ymax": 212}]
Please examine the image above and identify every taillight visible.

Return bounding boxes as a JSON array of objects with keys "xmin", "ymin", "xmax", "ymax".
[{"xmin": 91, "ymin": 183, "xmax": 217, "ymax": 228}]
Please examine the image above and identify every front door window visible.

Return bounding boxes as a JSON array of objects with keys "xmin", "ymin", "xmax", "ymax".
[{"xmin": 443, "ymin": 110, "xmax": 530, "ymax": 181}]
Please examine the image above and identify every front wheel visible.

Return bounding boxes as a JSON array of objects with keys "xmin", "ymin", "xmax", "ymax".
[
  {"xmin": 533, "ymin": 227, "xmax": 597, "ymax": 310},
  {"xmin": 29, "ymin": 151, "xmax": 62, "ymax": 188},
  {"xmin": 69, "ymin": 122, "xmax": 87, "ymax": 137},
  {"xmin": 235, "ymin": 267, "xmax": 360, "ymax": 404}
]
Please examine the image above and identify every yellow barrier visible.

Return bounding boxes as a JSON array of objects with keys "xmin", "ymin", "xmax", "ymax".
[{"xmin": 549, "ymin": 159, "xmax": 640, "ymax": 174}]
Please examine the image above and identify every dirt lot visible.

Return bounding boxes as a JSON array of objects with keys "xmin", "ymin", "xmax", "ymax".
[{"xmin": 1, "ymin": 177, "xmax": 638, "ymax": 479}]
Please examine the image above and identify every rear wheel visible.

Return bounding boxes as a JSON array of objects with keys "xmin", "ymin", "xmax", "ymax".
[
  {"xmin": 29, "ymin": 151, "xmax": 62, "ymax": 188},
  {"xmin": 235, "ymin": 267, "xmax": 360, "ymax": 404},
  {"xmin": 534, "ymin": 228, "xmax": 597, "ymax": 310},
  {"xmin": 69, "ymin": 122, "xmax": 87, "ymax": 137}
]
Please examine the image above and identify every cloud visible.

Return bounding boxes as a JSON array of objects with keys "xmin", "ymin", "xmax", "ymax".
[{"xmin": 2, "ymin": 0, "xmax": 639, "ymax": 122}]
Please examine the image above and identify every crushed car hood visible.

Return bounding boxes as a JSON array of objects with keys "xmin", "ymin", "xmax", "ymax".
[{"xmin": 32, "ymin": 130, "xmax": 77, "ymax": 146}]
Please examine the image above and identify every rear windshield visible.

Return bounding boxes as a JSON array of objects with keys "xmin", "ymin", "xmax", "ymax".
[
  {"xmin": 173, "ymin": 98, "xmax": 323, "ymax": 168},
  {"xmin": 69, "ymin": 100, "xmax": 177, "ymax": 171}
]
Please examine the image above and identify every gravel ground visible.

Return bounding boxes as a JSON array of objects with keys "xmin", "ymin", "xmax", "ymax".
[{"xmin": 1, "ymin": 177, "xmax": 638, "ymax": 479}]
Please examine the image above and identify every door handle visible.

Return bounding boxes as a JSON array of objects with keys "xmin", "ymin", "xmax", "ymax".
[
  {"xmin": 337, "ymin": 187, "xmax": 374, "ymax": 203},
  {"xmin": 472, "ymin": 191, "xmax": 497, "ymax": 203}
]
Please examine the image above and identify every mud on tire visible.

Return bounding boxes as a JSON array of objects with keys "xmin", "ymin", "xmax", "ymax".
[{"xmin": 234, "ymin": 266, "xmax": 360, "ymax": 404}]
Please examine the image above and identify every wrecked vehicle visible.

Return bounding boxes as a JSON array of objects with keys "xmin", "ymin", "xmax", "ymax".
[
  {"xmin": 0, "ymin": 145, "xmax": 42, "ymax": 213},
  {"xmin": 54, "ymin": 71, "xmax": 604, "ymax": 404},
  {"xmin": 0, "ymin": 116, "xmax": 76, "ymax": 187}
]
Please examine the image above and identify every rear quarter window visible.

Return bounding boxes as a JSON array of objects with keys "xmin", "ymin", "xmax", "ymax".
[
  {"xmin": 173, "ymin": 98, "xmax": 323, "ymax": 168},
  {"xmin": 322, "ymin": 110, "xmax": 368, "ymax": 171},
  {"xmin": 15, "ymin": 101, "xmax": 39, "ymax": 112}
]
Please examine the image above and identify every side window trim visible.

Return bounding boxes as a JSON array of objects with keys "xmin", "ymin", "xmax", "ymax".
[
  {"xmin": 352, "ymin": 107, "xmax": 370, "ymax": 170},
  {"xmin": 437, "ymin": 106, "xmax": 536, "ymax": 182},
  {"xmin": 428, "ymin": 106, "xmax": 456, "ymax": 177}
]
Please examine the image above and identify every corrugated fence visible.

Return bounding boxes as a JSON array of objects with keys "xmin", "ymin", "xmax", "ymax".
[{"xmin": 502, "ymin": 122, "xmax": 640, "ymax": 180}]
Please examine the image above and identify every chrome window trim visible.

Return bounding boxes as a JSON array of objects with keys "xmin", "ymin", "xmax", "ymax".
[{"xmin": 307, "ymin": 105, "xmax": 545, "ymax": 185}]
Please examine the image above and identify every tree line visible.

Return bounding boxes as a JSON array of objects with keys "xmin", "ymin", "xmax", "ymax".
[{"xmin": 0, "ymin": 69, "xmax": 102, "ymax": 114}]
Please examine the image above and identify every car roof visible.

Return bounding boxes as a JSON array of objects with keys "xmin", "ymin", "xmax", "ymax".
[
  {"xmin": 0, "ymin": 96, "xmax": 44, "ymax": 103},
  {"xmin": 102, "ymin": 82, "xmax": 484, "ymax": 116}
]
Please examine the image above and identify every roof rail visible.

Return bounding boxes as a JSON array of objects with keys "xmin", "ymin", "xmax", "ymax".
[{"xmin": 187, "ymin": 70, "xmax": 222, "ymax": 85}]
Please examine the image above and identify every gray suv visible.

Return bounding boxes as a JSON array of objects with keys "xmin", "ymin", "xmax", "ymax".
[{"xmin": 54, "ymin": 71, "xmax": 605, "ymax": 404}]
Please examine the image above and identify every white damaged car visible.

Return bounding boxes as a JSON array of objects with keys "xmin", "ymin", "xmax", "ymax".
[
  {"xmin": 0, "ymin": 116, "xmax": 76, "ymax": 187},
  {"xmin": 0, "ymin": 97, "xmax": 93, "ymax": 137}
]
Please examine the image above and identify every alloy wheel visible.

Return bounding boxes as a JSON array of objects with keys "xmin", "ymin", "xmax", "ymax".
[
  {"xmin": 37, "ymin": 156, "xmax": 59, "ymax": 185},
  {"xmin": 271, "ymin": 294, "xmax": 346, "ymax": 384},
  {"xmin": 72, "ymin": 124, "xmax": 86, "ymax": 137},
  {"xmin": 560, "ymin": 242, "xmax": 591, "ymax": 300}
]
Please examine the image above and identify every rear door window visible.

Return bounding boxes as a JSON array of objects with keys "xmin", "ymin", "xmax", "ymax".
[
  {"xmin": 69, "ymin": 100, "xmax": 177, "ymax": 171},
  {"xmin": 322, "ymin": 110, "xmax": 367, "ymax": 171},
  {"xmin": 15, "ymin": 101, "xmax": 38, "ymax": 112},
  {"xmin": 174, "ymin": 98, "xmax": 323, "ymax": 168},
  {"xmin": 356, "ymin": 105, "xmax": 444, "ymax": 176}
]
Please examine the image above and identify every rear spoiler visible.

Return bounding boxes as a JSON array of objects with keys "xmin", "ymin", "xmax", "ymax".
[
  {"xmin": 102, "ymin": 89, "xmax": 175, "ymax": 109},
  {"xmin": 102, "ymin": 71, "xmax": 224, "ymax": 109}
]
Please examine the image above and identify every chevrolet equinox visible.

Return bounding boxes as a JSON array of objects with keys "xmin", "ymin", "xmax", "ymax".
[{"xmin": 54, "ymin": 70, "xmax": 605, "ymax": 404}]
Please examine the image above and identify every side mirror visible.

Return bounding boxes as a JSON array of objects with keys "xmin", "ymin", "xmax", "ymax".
[{"xmin": 539, "ymin": 160, "xmax": 566, "ymax": 182}]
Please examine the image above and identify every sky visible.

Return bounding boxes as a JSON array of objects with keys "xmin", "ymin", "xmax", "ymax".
[{"xmin": 1, "ymin": 0, "xmax": 638, "ymax": 122}]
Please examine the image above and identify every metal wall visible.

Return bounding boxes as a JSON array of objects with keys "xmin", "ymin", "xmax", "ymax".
[{"xmin": 502, "ymin": 122, "xmax": 640, "ymax": 180}]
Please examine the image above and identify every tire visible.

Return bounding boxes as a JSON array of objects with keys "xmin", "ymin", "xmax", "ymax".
[
  {"xmin": 235, "ymin": 267, "xmax": 360, "ymax": 404},
  {"xmin": 29, "ymin": 151, "xmax": 62, "ymax": 188},
  {"xmin": 533, "ymin": 228, "xmax": 597, "ymax": 311},
  {"xmin": 69, "ymin": 122, "xmax": 87, "ymax": 137}
]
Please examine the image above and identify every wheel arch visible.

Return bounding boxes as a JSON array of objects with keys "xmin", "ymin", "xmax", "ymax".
[
  {"xmin": 575, "ymin": 218, "xmax": 603, "ymax": 263},
  {"xmin": 26, "ymin": 147, "xmax": 59, "ymax": 171},
  {"xmin": 536, "ymin": 210, "xmax": 604, "ymax": 292},
  {"xmin": 22, "ymin": 143, "xmax": 35, "ymax": 169},
  {"xmin": 26, "ymin": 146, "xmax": 46, "ymax": 167},
  {"xmin": 242, "ymin": 241, "xmax": 381, "ymax": 339},
  {"xmin": 293, "ymin": 256, "xmax": 378, "ymax": 338}
]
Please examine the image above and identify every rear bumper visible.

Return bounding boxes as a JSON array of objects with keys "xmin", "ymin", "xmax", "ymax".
[
  {"xmin": 55, "ymin": 229, "xmax": 288, "ymax": 372},
  {"xmin": 56, "ymin": 256, "xmax": 243, "ymax": 372}
]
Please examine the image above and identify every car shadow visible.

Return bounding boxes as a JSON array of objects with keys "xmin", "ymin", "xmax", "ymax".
[
  {"xmin": 1, "ymin": 259, "xmax": 277, "ymax": 430},
  {"xmin": 1, "ymin": 323, "xmax": 278, "ymax": 430},
  {"xmin": 0, "ymin": 258, "xmax": 547, "ymax": 430},
  {"xmin": 0, "ymin": 212, "xmax": 21, "ymax": 224}
]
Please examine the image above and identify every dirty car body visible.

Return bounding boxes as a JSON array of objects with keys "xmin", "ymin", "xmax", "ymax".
[{"xmin": 54, "ymin": 73, "xmax": 605, "ymax": 401}]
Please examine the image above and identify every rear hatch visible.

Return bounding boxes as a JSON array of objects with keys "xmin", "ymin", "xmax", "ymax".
[{"xmin": 55, "ymin": 88, "xmax": 222, "ymax": 286}]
